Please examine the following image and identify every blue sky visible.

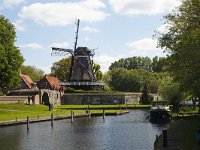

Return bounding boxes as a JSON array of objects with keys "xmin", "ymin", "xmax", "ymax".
[{"xmin": 0, "ymin": 0, "xmax": 180, "ymax": 73}]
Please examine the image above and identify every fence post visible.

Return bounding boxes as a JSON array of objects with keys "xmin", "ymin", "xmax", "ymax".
[
  {"xmin": 71, "ymin": 111, "xmax": 74, "ymax": 123},
  {"xmin": 27, "ymin": 116, "xmax": 29, "ymax": 130},
  {"xmin": 163, "ymin": 129, "xmax": 168, "ymax": 147},
  {"xmin": 51, "ymin": 113, "xmax": 53, "ymax": 127},
  {"xmin": 103, "ymin": 109, "xmax": 105, "ymax": 120},
  {"xmin": 88, "ymin": 110, "xmax": 91, "ymax": 120}
]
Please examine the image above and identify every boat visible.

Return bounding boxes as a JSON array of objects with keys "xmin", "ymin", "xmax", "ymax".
[{"xmin": 149, "ymin": 100, "xmax": 172, "ymax": 123}]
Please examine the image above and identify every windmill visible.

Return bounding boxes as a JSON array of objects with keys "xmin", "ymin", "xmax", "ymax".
[{"xmin": 51, "ymin": 19, "xmax": 103, "ymax": 90}]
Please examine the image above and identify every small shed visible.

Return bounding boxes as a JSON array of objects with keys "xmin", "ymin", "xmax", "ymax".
[{"xmin": 20, "ymin": 74, "xmax": 35, "ymax": 89}]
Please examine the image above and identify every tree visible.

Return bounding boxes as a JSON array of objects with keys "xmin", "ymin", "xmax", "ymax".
[
  {"xmin": 158, "ymin": 76, "xmax": 183, "ymax": 113},
  {"xmin": 109, "ymin": 56, "xmax": 166, "ymax": 72},
  {"xmin": 21, "ymin": 65, "xmax": 44, "ymax": 81},
  {"xmin": 156, "ymin": 0, "xmax": 200, "ymax": 113},
  {"xmin": 152, "ymin": 56, "xmax": 166, "ymax": 72},
  {"xmin": 140, "ymin": 81, "xmax": 153, "ymax": 104},
  {"xmin": 51, "ymin": 57, "xmax": 71, "ymax": 81},
  {"xmin": 109, "ymin": 56, "xmax": 152, "ymax": 71},
  {"xmin": 92, "ymin": 63, "xmax": 103, "ymax": 81},
  {"xmin": 0, "ymin": 15, "xmax": 24, "ymax": 90},
  {"xmin": 107, "ymin": 68, "xmax": 144, "ymax": 92}
]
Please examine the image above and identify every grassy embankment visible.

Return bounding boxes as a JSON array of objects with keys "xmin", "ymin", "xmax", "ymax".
[
  {"xmin": 0, "ymin": 104, "xmax": 149, "ymax": 122},
  {"xmin": 173, "ymin": 106, "xmax": 199, "ymax": 117}
]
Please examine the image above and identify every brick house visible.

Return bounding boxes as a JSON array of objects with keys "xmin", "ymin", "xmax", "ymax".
[{"xmin": 37, "ymin": 75, "xmax": 64, "ymax": 105}]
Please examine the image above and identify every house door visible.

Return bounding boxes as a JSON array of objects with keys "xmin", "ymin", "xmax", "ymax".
[{"xmin": 42, "ymin": 92, "xmax": 49, "ymax": 105}]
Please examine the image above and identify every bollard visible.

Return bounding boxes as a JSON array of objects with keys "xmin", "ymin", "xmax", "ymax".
[
  {"xmin": 156, "ymin": 135, "xmax": 159, "ymax": 142},
  {"xmin": 27, "ymin": 116, "xmax": 29, "ymax": 130},
  {"xmin": 37, "ymin": 115, "xmax": 39, "ymax": 119},
  {"xmin": 154, "ymin": 135, "xmax": 159, "ymax": 149},
  {"xmin": 71, "ymin": 111, "xmax": 74, "ymax": 123},
  {"xmin": 85, "ymin": 106, "xmax": 88, "ymax": 114},
  {"xmin": 103, "ymin": 109, "xmax": 105, "ymax": 120},
  {"xmin": 163, "ymin": 129, "xmax": 168, "ymax": 147},
  {"xmin": 16, "ymin": 117, "xmax": 17, "ymax": 122},
  {"xmin": 197, "ymin": 128, "xmax": 200, "ymax": 145},
  {"xmin": 51, "ymin": 113, "xmax": 53, "ymax": 127},
  {"xmin": 88, "ymin": 110, "xmax": 91, "ymax": 120}
]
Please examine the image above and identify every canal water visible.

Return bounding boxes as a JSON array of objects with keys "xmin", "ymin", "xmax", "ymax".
[{"xmin": 0, "ymin": 110, "xmax": 168, "ymax": 150}]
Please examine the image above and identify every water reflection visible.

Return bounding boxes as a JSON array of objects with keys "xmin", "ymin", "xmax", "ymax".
[{"xmin": 0, "ymin": 110, "xmax": 167, "ymax": 150}]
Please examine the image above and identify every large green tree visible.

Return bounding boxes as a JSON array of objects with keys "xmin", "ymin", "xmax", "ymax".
[
  {"xmin": 140, "ymin": 82, "xmax": 153, "ymax": 104},
  {"xmin": 0, "ymin": 15, "xmax": 24, "ymax": 90},
  {"xmin": 107, "ymin": 68, "xmax": 145, "ymax": 92},
  {"xmin": 158, "ymin": 76, "xmax": 183, "ymax": 113},
  {"xmin": 21, "ymin": 65, "xmax": 44, "ymax": 81},
  {"xmin": 152, "ymin": 56, "xmax": 166, "ymax": 72},
  {"xmin": 51, "ymin": 57, "xmax": 71, "ymax": 81},
  {"xmin": 92, "ymin": 63, "xmax": 103, "ymax": 81},
  {"xmin": 156, "ymin": 0, "xmax": 200, "ymax": 112}
]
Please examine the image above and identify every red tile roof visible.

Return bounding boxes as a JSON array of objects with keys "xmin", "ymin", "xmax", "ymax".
[
  {"xmin": 20, "ymin": 74, "xmax": 33, "ymax": 89},
  {"xmin": 37, "ymin": 75, "xmax": 62, "ymax": 90},
  {"xmin": 46, "ymin": 76, "xmax": 62, "ymax": 89}
]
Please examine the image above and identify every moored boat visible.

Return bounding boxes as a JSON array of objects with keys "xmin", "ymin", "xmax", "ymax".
[{"xmin": 149, "ymin": 100, "xmax": 172, "ymax": 123}]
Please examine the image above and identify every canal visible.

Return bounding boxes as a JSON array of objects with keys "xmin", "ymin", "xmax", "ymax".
[{"xmin": 0, "ymin": 110, "xmax": 168, "ymax": 150}]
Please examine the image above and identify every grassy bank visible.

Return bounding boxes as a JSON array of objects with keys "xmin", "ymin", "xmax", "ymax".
[{"xmin": 0, "ymin": 104, "xmax": 132, "ymax": 122}]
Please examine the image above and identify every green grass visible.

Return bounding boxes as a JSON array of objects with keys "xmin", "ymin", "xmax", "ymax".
[
  {"xmin": 0, "ymin": 104, "xmax": 130, "ymax": 122},
  {"xmin": 172, "ymin": 106, "xmax": 199, "ymax": 117}
]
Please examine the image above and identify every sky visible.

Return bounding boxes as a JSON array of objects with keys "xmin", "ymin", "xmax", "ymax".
[{"xmin": 0, "ymin": 0, "xmax": 180, "ymax": 73}]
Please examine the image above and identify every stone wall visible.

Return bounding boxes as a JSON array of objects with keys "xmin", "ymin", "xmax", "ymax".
[
  {"xmin": 124, "ymin": 93, "xmax": 141, "ymax": 104},
  {"xmin": 0, "ymin": 96, "xmax": 40, "ymax": 104},
  {"xmin": 0, "ymin": 89, "xmax": 63, "ymax": 106},
  {"xmin": 61, "ymin": 93, "xmax": 141, "ymax": 105},
  {"xmin": 40, "ymin": 89, "xmax": 64, "ymax": 106}
]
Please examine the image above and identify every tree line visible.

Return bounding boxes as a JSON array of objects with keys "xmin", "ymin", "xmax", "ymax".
[{"xmin": 109, "ymin": 56, "xmax": 166, "ymax": 72}]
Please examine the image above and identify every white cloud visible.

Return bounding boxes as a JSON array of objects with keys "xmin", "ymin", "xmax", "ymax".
[
  {"xmin": 50, "ymin": 42, "xmax": 69, "ymax": 48},
  {"xmin": 13, "ymin": 20, "xmax": 26, "ymax": 31},
  {"xmin": 38, "ymin": 65, "xmax": 51, "ymax": 74},
  {"xmin": 81, "ymin": 26, "xmax": 101, "ymax": 32},
  {"xmin": 3, "ymin": 0, "xmax": 25, "ymax": 7},
  {"xmin": 94, "ymin": 54, "xmax": 119, "ymax": 73},
  {"xmin": 109, "ymin": 0, "xmax": 180, "ymax": 15},
  {"xmin": 127, "ymin": 38, "xmax": 165, "ymax": 58},
  {"xmin": 18, "ymin": 43, "xmax": 44, "ymax": 50},
  {"xmin": 156, "ymin": 24, "xmax": 171, "ymax": 34},
  {"xmin": 18, "ymin": 0, "xmax": 108, "ymax": 26}
]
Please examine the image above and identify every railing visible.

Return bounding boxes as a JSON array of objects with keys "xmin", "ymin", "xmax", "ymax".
[{"xmin": 61, "ymin": 82, "xmax": 104, "ymax": 86}]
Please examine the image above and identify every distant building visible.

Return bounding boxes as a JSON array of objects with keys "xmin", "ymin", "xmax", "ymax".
[
  {"xmin": 5, "ymin": 74, "xmax": 64, "ymax": 106},
  {"xmin": 37, "ymin": 75, "xmax": 63, "ymax": 90},
  {"xmin": 20, "ymin": 74, "xmax": 35, "ymax": 89},
  {"xmin": 37, "ymin": 75, "xmax": 64, "ymax": 105}
]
